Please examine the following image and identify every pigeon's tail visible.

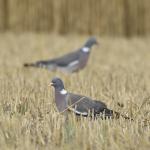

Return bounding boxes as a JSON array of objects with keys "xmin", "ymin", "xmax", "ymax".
[
  {"xmin": 102, "ymin": 109, "xmax": 133, "ymax": 120},
  {"xmin": 24, "ymin": 63, "xmax": 37, "ymax": 67},
  {"xmin": 24, "ymin": 60, "xmax": 56, "ymax": 71},
  {"xmin": 102, "ymin": 108, "xmax": 114, "ymax": 118},
  {"xmin": 24, "ymin": 60, "xmax": 47, "ymax": 68},
  {"xmin": 113, "ymin": 111, "xmax": 133, "ymax": 120}
]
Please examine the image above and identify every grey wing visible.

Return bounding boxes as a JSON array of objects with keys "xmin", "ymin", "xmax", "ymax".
[
  {"xmin": 52, "ymin": 50, "xmax": 80, "ymax": 67},
  {"xmin": 67, "ymin": 93, "xmax": 107, "ymax": 116},
  {"xmin": 93, "ymin": 100, "xmax": 107, "ymax": 112},
  {"xmin": 29, "ymin": 50, "xmax": 80, "ymax": 68}
]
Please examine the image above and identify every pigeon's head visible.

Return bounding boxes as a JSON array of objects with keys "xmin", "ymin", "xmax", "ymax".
[
  {"xmin": 50, "ymin": 77, "xmax": 65, "ymax": 90},
  {"xmin": 84, "ymin": 37, "xmax": 98, "ymax": 48}
]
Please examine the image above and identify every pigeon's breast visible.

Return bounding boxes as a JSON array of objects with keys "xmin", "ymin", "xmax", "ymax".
[
  {"xmin": 79, "ymin": 53, "xmax": 90, "ymax": 69},
  {"xmin": 55, "ymin": 91, "xmax": 68, "ymax": 112}
]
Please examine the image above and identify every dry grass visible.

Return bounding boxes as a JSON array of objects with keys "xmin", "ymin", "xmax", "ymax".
[{"xmin": 0, "ymin": 33, "xmax": 150, "ymax": 149}]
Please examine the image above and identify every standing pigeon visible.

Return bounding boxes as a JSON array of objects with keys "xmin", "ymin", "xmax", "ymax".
[
  {"xmin": 50, "ymin": 77, "xmax": 120, "ymax": 119},
  {"xmin": 24, "ymin": 37, "xmax": 98, "ymax": 73}
]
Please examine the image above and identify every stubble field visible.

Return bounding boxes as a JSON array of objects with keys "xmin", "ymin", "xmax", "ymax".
[{"xmin": 0, "ymin": 33, "xmax": 150, "ymax": 150}]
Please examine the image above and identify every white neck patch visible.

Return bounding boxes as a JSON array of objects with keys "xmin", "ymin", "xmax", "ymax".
[
  {"xmin": 82, "ymin": 47, "xmax": 90, "ymax": 53},
  {"xmin": 60, "ymin": 89, "xmax": 67, "ymax": 95}
]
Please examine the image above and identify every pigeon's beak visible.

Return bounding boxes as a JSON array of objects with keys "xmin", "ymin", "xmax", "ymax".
[{"xmin": 48, "ymin": 82, "xmax": 54, "ymax": 87}]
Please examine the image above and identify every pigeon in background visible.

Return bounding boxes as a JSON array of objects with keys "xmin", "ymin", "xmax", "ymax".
[
  {"xmin": 24, "ymin": 37, "xmax": 98, "ymax": 73},
  {"xmin": 49, "ymin": 77, "xmax": 121, "ymax": 119}
]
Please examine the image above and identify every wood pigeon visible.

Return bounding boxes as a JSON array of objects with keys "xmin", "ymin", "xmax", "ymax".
[
  {"xmin": 24, "ymin": 37, "xmax": 98, "ymax": 73},
  {"xmin": 49, "ymin": 77, "xmax": 122, "ymax": 119}
]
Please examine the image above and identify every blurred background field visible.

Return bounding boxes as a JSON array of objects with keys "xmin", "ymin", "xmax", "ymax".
[
  {"xmin": 0, "ymin": 0, "xmax": 150, "ymax": 36},
  {"xmin": 0, "ymin": 0, "xmax": 150, "ymax": 149}
]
